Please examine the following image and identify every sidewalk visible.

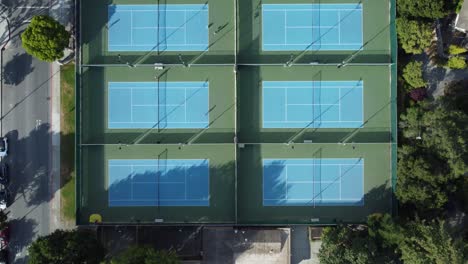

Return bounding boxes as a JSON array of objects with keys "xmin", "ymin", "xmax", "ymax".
[{"xmin": 49, "ymin": 0, "xmax": 75, "ymax": 230}]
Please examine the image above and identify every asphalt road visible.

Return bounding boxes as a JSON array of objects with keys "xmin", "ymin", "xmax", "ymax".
[{"xmin": 0, "ymin": 2, "xmax": 53, "ymax": 262}]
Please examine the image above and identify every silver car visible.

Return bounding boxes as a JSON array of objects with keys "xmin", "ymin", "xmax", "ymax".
[{"xmin": 0, "ymin": 138, "xmax": 7, "ymax": 158}]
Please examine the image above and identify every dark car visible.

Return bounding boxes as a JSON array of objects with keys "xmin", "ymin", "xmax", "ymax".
[
  {"xmin": 0, "ymin": 187, "xmax": 7, "ymax": 210},
  {"xmin": 0, "ymin": 138, "xmax": 7, "ymax": 158},
  {"xmin": 0, "ymin": 165, "xmax": 8, "ymax": 185}
]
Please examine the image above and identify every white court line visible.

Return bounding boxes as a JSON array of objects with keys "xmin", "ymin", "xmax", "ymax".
[
  {"xmin": 116, "ymin": 9, "xmax": 208, "ymax": 13},
  {"xmin": 263, "ymin": 43, "xmax": 362, "ymax": 46},
  {"xmin": 132, "ymin": 104, "xmax": 181, "ymax": 107},
  {"xmin": 264, "ymin": 9, "xmax": 362, "ymax": 12},
  {"xmin": 184, "ymin": 87, "xmax": 187, "ymax": 122},
  {"xmin": 130, "ymin": 88, "xmax": 133, "ymax": 122},
  {"xmin": 264, "ymin": 86, "xmax": 362, "ymax": 89},
  {"xmin": 267, "ymin": 163, "xmax": 363, "ymax": 167},
  {"xmin": 110, "ymin": 198, "xmax": 208, "ymax": 201},
  {"xmin": 109, "ymin": 121, "xmax": 207, "ymax": 123},
  {"xmin": 133, "ymin": 26, "xmax": 180, "ymax": 29},
  {"xmin": 338, "ymin": 11, "xmax": 341, "ymax": 44},
  {"xmin": 284, "ymin": 11, "xmax": 287, "ymax": 45},
  {"xmin": 286, "ymin": 103, "xmax": 339, "ymax": 106},
  {"xmin": 284, "ymin": 87, "xmax": 288, "ymax": 121},
  {"xmin": 264, "ymin": 120, "xmax": 362, "ymax": 123},
  {"xmin": 109, "ymin": 86, "xmax": 208, "ymax": 89},
  {"xmin": 130, "ymin": 11, "xmax": 133, "ymax": 45},
  {"xmin": 184, "ymin": 10, "xmax": 187, "ymax": 45},
  {"xmin": 263, "ymin": 198, "xmax": 361, "ymax": 201},
  {"xmin": 285, "ymin": 26, "xmax": 334, "ymax": 29},
  {"xmin": 109, "ymin": 44, "xmax": 207, "ymax": 46}
]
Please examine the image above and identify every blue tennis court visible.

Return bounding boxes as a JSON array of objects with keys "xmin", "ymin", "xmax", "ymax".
[
  {"xmin": 108, "ymin": 82, "xmax": 209, "ymax": 129},
  {"xmin": 108, "ymin": 4, "xmax": 209, "ymax": 51},
  {"xmin": 263, "ymin": 158, "xmax": 364, "ymax": 206},
  {"xmin": 262, "ymin": 4, "xmax": 363, "ymax": 51},
  {"xmin": 262, "ymin": 81, "xmax": 363, "ymax": 128},
  {"xmin": 108, "ymin": 159, "xmax": 210, "ymax": 206}
]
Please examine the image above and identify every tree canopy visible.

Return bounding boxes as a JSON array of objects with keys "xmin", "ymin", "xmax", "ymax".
[
  {"xmin": 396, "ymin": 18, "xmax": 433, "ymax": 54},
  {"xmin": 318, "ymin": 214, "xmax": 400, "ymax": 264},
  {"xmin": 21, "ymin": 15, "xmax": 70, "ymax": 62},
  {"xmin": 319, "ymin": 214, "xmax": 467, "ymax": 264},
  {"xmin": 110, "ymin": 246, "xmax": 179, "ymax": 264},
  {"xmin": 396, "ymin": 145, "xmax": 453, "ymax": 209},
  {"xmin": 397, "ymin": 0, "xmax": 447, "ymax": 19},
  {"xmin": 402, "ymin": 61, "xmax": 426, "ymax": 88},
  {"xmin": 28, "ymin": 229, "xmax": 105, "ymax": 264}
]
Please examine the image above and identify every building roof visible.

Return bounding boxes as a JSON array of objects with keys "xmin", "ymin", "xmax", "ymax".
[{"xmin": 456, "ymin": 0, "xmax": 468, "ymax": 32}]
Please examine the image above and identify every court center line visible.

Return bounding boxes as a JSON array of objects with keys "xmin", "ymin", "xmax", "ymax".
[
  {"xmin": 284, "ymin": 11, "xmax": 287, "ymax": 45},
  {"xmin": 338, "ymin": 11, "xmax": 341, "ymax": 44},
  {"xmin": 130, "ymin": 10, "xmax": 134, "ymax": 46},
  {"xmin": 284, "ymin": 88, "xmax": 288, "ymax": 122},
  {"xmin": 130, "ymin": 88, "xmax": 133, "ymax": 122}
]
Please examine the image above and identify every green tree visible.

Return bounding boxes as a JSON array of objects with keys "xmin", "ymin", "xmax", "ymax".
[
  {"xmin": 390, "ymin": 219, "xmax": 465, "ymax": 264},
  {"xmin": 400, "ymin": 103, "xmax": 468, "ymax": 177},
  {"xmin": 396, "ymin": 145, "xmax": 452, "ymax": 209},
  {"xmin": 402, "ymin": 61, "xmax": 426, "ymax": 89},
  {"xmin": 397, "ymin": 0, "xmax": 447, "ymax": 19},
  {"xmin": 396, "ymin": 18, "xmax": 433, "ymax": 54},
  {"xmin": 318, "ymin": 215, "xmax": 400, "ymax": 264},
  {"xmin": 28, "ymin": 229, "xmax": 105, "ymax": 264},
  {"xmin": 111, "ymin": 246, "xmax": 179, "ymax": 264},
  {"xmin": 446, "ymin": 56, "xmax": 467, "ymax": 69},
  {"xmin": 21, "ymin": 15, "xmax": 70, "ymax": 62}
]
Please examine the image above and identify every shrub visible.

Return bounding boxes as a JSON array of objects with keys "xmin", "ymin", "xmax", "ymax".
[
  {"xmin": 446, "ymin": 56, "xmax": 467, "ymax": 69},
  {"xmin": 448, "ymin": 45, "xmax": 467, "ymax": 55},
  {"xmin": 396, "ymin": 18, "xmax": 433, "ymax": 54},
  {"xmin": 409, "ymin": 88, "xmax": 428, "ymax": 101},
  {"xmin": 402, "ymin": 61, "xmax": 426, "ymax": 88}
]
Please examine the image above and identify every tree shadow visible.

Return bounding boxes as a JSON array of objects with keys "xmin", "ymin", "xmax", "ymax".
[
  {"xmin": 3, "ymin": 124, "xmax": 73, "ymax": 208},
  {"xmin": 3, "ymin": 52, "xmax": 34, "ymax": 85},
  {"xmin": 7, "ymin": 218, "xmax": 38, "ymax": 264}
]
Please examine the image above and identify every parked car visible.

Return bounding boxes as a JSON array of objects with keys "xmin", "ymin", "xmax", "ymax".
[
  {"xmin": 0, "ymin": 186, "xmax": 8, "ymax": 210},
  {"xmin": 0, "ymin": 165, "xmax": 8, "ymax": 185},
  {"xmin": 0, "ymin": 138, "xmax": 7, "ymax": 158}
]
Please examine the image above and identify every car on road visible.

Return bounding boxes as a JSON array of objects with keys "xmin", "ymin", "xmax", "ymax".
[
  {"xmin": 0, "ymin": 138, "xmax": 7, "ymax": 158},
  {"xmin": 0, "ymin": 165, "xmax": 8, "ymax": 185},
  {"xmin": 0, "ymin": 186, "xmax": 7, "ymax": 210}
]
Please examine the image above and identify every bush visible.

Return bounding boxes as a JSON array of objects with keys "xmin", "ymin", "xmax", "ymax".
[
  {"xmin": 446, "ymin": 56, "xmax": 467, "ymax": 69},
  {"xmin": 409, "ymin": 88, "xmax": 427, "ymax": 101},
  {"xmin": 448, "ymin": 45, "xmax": 467, "ymax": 55},
  {"xmin": 111, "ymin": 246, "xmax": 179, "ymax": 264},
  {"xmin": 396, "ymin": 18, "xmax": 433, "ymax": 54},
  {"xmin": 402, "ymin": 61, "xmax": 426, "ymax": 88},
  {"xmin": 21, "ymin": 15, "xmax": 70, "ymax": 62}
]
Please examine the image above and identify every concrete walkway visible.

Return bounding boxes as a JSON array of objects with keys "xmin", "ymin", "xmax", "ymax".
[{"xmin": 49, "ymin": 0, "xmax": 74, "ymax": 230}]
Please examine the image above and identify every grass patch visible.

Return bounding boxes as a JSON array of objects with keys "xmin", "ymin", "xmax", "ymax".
[{"xmin": 60, "ymin": 63, "xmax": 76, "ymax": 221}]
